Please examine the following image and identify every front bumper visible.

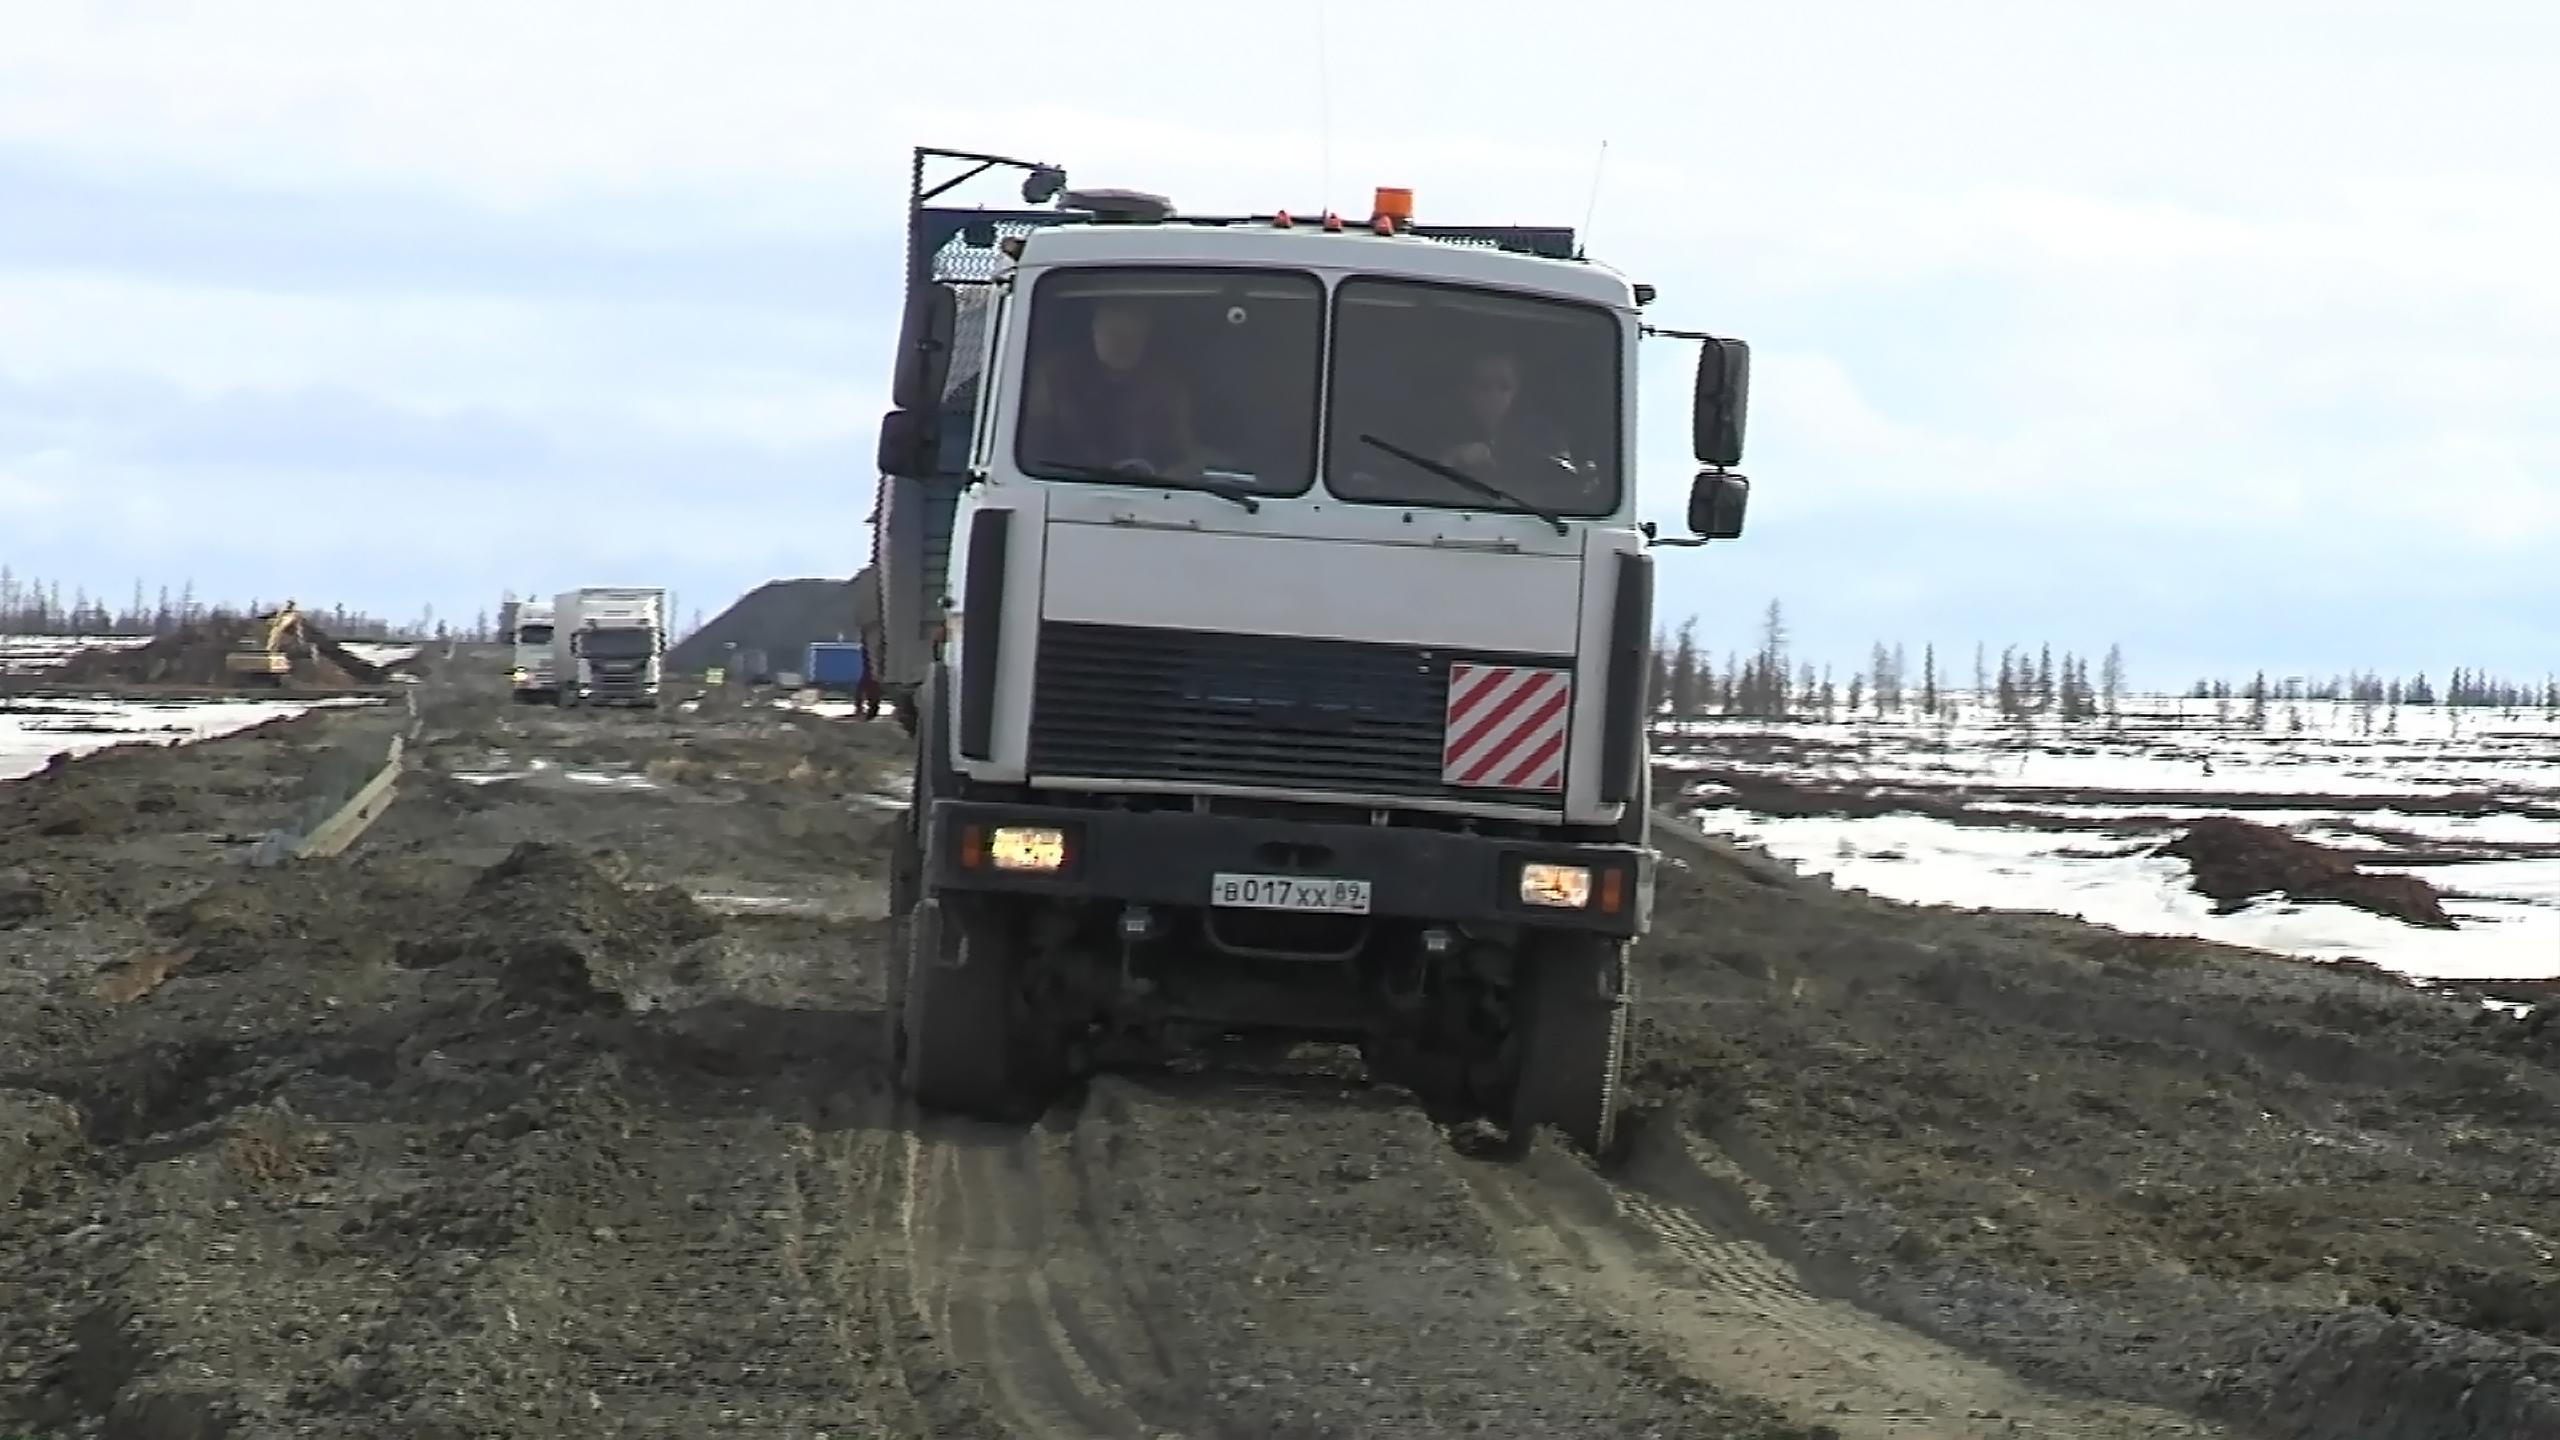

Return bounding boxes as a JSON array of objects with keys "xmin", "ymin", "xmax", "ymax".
[{"xmin": 923, "ymin": 798, "xmax": 1650, "ymax": 937}]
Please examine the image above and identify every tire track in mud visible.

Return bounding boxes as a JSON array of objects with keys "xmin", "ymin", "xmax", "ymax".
[
  {"xmin": 904, "ymin": 1118, "xmax": 1193, "ymax": 1439},
  {"xmin": 819, "ymin": 1093, "xmax": 1195, "ymax": 1440},
  {"xmin": 1057, "ymin": 1071, "xmax": 1804, "ymax": 1438},
  {"xmin": 1458, "ymin": 1134, "xmax": 2220, "ymax": 1439}
]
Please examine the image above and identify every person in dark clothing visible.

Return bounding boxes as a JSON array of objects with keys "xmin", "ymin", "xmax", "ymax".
[
  {"xmin": 1435, "ymin": 351, "xmax": 1599, "ymax": 507},
  {"xmin": 1020, "ymin": 302, "xmax": 1199, "ymax": 477},
  {"xmin": 851, "ymin": 566, "xmax": 884, "ymax": 720}
]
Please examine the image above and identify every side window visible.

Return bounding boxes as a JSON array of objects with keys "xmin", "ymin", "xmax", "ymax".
[{"xmin": 965, "ymin": 286, "xmax": 1010, "ymax": 474}]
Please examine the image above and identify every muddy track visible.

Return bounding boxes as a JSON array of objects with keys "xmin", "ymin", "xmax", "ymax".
[
  {"xmin": 1463, "ymin": 1133, "xmax": 2212, "ymax": 1439},
  {"xmin": 903, "ymin": 1112, "xmax": 1191, "ymax": 1439},
  {"xmin": 7, "ymin": 654, "xmax": 2558, "ymax": 1438},
  {"xmin": 862, "ymin": 1063, "xmax": 2217, "ymax": 1440}
]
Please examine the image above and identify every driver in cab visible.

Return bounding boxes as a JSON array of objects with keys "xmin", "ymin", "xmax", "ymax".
[
  {"xmin": 1435, "ymin": 352, "xmax": 1602, "ymax": 510},
  {"xmin": 1020, "ymin": 300, "xmax": 1200, "ymax": 480}
]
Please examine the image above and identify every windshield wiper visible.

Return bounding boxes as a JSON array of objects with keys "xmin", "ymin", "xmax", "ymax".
[
  {"xmin": 1033, "ymin": 460, "xmax": 1261, "ymax": 512},
  {"xmin": 1355, "ymin": 434, "xmax": 1567, "ymax": 536}
]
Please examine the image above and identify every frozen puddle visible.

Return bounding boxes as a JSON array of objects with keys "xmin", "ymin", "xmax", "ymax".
[
  {"xmin": 563, "ymin": 769, "xmax": 657, "ymax": 790},
  {"xmin": 449, "ymin": 757, "xmax": 658, "ymax": 791},
  {"xmin": 695, "ymin": 893, "xmax": 818, "ymax": 916},
  {"xmin": 691, "ymin": 890, "xmax": 884, "ymax": 920}
]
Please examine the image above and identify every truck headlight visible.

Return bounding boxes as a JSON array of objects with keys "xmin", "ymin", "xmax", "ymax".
[
  {"xmin": 1519, "ymin": 863, "xmax": 1592, "ymax": 909},
  {"xmin": 987, "ymin": 826, "xmax": 1069, "ymax": 872}
]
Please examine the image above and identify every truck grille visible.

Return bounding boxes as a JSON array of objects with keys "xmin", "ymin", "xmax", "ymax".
[{"xmin": 1027, "ymin": 622, "xmax": 1566, "ymax": 807}]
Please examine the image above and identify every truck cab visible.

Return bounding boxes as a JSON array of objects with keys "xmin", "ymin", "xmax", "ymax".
[
  {"xmin": 552, "ymin": 586, "xmax": 668, "ymax": 709},
  {"xmin": 875, "ymin": 151, "xmax": 1751, "ymax": 1155},
  {"xmin": 509, "ymin": 601, "xmax": 558, "ymax": 705}
]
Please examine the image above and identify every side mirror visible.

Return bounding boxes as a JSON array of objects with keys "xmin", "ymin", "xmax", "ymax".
[
  {"xmin": 877, "ymin": 409, "xmax": 940, "ymax": 479},
  {"xmin": 1692, "ymin": 337, "xmax": 1751, "ymax": 468},
  {"xmin": 891, "ymin": 284, "xmax": 959, "ymax": 412},
  {"xmin": 1687, "ymin": 470, "xmax": 1749, "ymax": 540}
]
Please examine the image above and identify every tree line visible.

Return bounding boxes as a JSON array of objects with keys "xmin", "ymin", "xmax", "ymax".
[
  {"xmin": 1647, "ymin": 600, "xmax": 2130, "ymax": 724},
  {"xmin": 2187, "ymin": 669, "xmax": 2559, "ymax": 713},
  {"xmin": 1648, "ymin": 599, "xmax": 2559, "ymax": 723},
  {"xmin": 0, "ymin": 569, "xmax": 717, "ymax": 648},
  {"xmin": 0, "ymin": 568, "xmax": 460, "ymax": 642}
]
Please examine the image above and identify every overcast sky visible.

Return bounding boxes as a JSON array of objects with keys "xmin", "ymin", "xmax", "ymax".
[{"xmin": 2, "ymin": 0, "xmax": 2553, "ymax": 686}]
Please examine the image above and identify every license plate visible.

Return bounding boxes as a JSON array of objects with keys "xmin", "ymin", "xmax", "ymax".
[{"xmin": 1209, "ymin": 873, "xmax": 1372, "ymax": 914}]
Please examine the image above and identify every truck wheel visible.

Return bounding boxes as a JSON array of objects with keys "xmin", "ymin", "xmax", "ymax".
[
  {"xmin": 1508, "ymin": 933, "xmax": 1630, "ymax": 1158},
  {"xmin": 902, "ymin": 896, "xmax": 1027, "ymax": 1119},
  {"xmin": 882, "ymin": 886, "xmax": 912, "ymax": 1072}
]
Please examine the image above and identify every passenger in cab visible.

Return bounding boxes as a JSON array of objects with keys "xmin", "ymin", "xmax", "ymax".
[{"xmin": 1020, "ymin": 301, "xmax": 1200, "ymax": 479}]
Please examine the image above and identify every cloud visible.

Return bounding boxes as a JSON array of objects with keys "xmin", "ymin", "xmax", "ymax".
[{"xmin": 0, "ymin": 0, "xmax": 2550, "ymax": 680}]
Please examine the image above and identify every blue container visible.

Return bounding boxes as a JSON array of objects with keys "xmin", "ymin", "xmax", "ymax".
[{"xmin": 806, "ymin": 642, "xmax": 866, "ymax": 689}]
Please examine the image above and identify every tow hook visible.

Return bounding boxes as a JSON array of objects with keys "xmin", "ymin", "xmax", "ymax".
[{"xmin": 1385, "ymin": 927, "xmax": 1454, "ymax": 1009}]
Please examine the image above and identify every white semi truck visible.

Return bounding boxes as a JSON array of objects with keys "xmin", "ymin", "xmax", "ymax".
[
  {"xmin": 874, "ymin": 148, "xmax": 1752, "ymax": 1155},
  {"xmin": 551, "ymin": 586, "xmax": 668, "ymax": 708},
  {"xmin": 508, "ymin": 599, "xmax": 559, "ymax": 705}
]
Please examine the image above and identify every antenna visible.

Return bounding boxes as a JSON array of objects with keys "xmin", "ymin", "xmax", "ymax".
[
  {"xmin": 1314, "ymin": 0, "xmax": 1335, "ymax": 213},
  {"xmin": 1579, "ymin": 138, "xmax": 1610, "ymax": 258}
]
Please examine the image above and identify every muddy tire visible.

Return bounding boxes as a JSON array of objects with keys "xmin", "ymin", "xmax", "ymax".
[
  {"xmin": 900, "ymin": 896, "xmax": 1020, "ymax": 1118},
  {"xmin": 1508, "ymin": 933, "xmax": 1629, "ymax": 1157}
]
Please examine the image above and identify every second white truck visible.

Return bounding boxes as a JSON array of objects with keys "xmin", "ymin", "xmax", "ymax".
[
  {"xmin": 508, "ymin": 599, "xmax": 559, "ymax": 704},
  {"xmin": 552, "ymin": 586, "xmax": 668, "ymax": 708}
]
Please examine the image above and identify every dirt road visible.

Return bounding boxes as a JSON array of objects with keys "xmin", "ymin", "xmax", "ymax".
[{"xmin": 4, "ymin": 654, "xmax": 2553, "ymax": 1438}]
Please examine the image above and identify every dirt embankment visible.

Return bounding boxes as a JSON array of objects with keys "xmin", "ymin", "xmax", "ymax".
[
  {"xmin": 47, "ymin": 613, "xmax": 395, "ymax": 690},
  {"xmin": 2162, "ymin": 815, "xmax": 2457, "ymax": 929},
  {"xmin": 2, "ymin": 662, "xmax": 2555, "ymax": 1439}
]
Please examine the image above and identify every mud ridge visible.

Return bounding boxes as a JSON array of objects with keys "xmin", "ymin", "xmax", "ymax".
[{"xmin": 2161, "ymin": 816, "xmax": 2457, "ymax": 929}]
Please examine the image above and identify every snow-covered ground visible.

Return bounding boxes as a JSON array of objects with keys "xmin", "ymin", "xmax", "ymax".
[
  {"xmin": 2, "ymin": 631, "xmax": 410, "ymax": 782},
  {"xmin": 0, "ymin": 632, "xmax": 150, "ymax": 676},
  {"xmin": 0, "ymin": 695, "xmax": 372, "ymax": 782},
  {"xmin": 1659, "ymin": 694, "xmax": 2560, "ymax": 981},
  {"xmin": 0, "ymin": 631, "xmax": 421, "ymax": 677}
]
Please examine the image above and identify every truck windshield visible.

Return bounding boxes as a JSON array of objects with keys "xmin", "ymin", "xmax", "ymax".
[
  {"xmin": 1015, "ymin": 266, "xmax": 1322, "ymax": 495},
  {"xmin": 1325, "ymin": 277, "xmax": 1623, "ymax": 517},
  {"xmin": 575, "ymin": 628, "xmax": 655, "ymax": 659},
  {"xmin": 516, "ymin": 624, "xmax": 554, "ymax": 647}
]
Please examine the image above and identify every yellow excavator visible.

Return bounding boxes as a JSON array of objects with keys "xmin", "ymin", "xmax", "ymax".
[{"xmin": 224, "ymin": 601, "xmax": 304, "ymax": 686}]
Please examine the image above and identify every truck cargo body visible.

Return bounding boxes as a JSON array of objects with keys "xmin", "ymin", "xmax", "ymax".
[{"xmin": 552, "ymin": 586, "xmax": 668, "ymax": 708}]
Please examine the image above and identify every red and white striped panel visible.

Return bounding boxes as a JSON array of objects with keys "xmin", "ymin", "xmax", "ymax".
[{"xmin": 1442, "ymin": 663, "xmax": 1572, "ymax": 792}]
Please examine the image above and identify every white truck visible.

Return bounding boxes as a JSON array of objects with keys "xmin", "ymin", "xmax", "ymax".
[
  {"xmin": 551, "ymin": 586, "xmax": 668, "ymax": 708},
  {"xmin": 508, "ymin": 599, "xmax": 559, "ymax": 705},
  {"xmin": 875, "ymin": 148, "xmax": 1752, "ymax": 1155}
]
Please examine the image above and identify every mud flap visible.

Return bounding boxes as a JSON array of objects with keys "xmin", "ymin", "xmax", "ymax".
[
  {"xmin": 1508, "ymin": 933, "xmax": 1629, "ymax": 1158},
  {"xmin": 900, "ymin": 897, "xmax": 1015, "ymax": 1118}
]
